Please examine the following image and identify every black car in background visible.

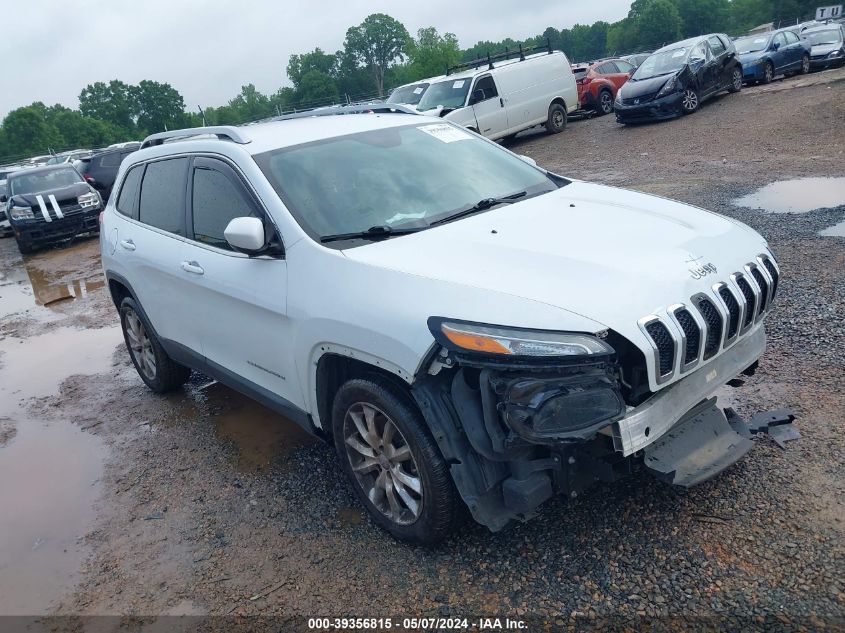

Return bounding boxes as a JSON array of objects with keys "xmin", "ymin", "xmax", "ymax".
[
  {"xmin": 614, "ymin": 34, "xmax": 743, "ymax": 123},
  {"xmin": 78, "ymin": 143, "xmax": 140, "ymax": 201},
  {"xmin": 3, "ymin": 165, "xmax": 102, "ymax": 254},
  {"xmin": 803, "ymin": 23, "xmax": 845, "ymax": 69}
]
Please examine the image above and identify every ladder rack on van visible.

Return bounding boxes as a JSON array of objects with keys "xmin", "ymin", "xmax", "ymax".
[{"xmin": 447, "ymin": 39, "xmax": 554, "ymax": 76}]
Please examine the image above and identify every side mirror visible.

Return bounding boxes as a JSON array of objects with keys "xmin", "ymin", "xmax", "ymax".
[
  {"xmin": 772, "ymin": 41, "xmax": 781, "ymax": 51},
  {"xmin": 471, "ymin": 89, "xmax": 486, "ymax": 105},
  {"xmin": 0, "ymin": 195, "xmax": 6, "ymax": 203},
  {"xmin": 518, "ymin": 155, "xmax": 537, "ymax": 167},
  {"xmin": 224, "ymin": 216, "xmax": 266, "ymax": 254}
]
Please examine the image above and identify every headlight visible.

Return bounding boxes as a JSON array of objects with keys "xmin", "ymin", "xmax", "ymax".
[
  {"xmin": 829, "ymin": 50, "xmax": 843, "ymax": 58},
  {"xmin": 78, "ymin": 192, "xmax": 99, "ymax": 209},
  {"xmin": 9, "ymin": 205, "xmax": 34, "ymax": 220},
  {"xmin": 615, "ymin": 90, "xmax": 624, "ymax": 105},
  {"xmin": 656, "ymin": 75, "xmax": 678, "ymax": 98},
  {"xmin": 429, "ymin": 318, "xmax": 613, "ymax": 357}
]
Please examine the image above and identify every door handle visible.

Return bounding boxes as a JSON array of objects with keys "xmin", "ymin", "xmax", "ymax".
[
  {"xmin": 499, "ymin": 97, "xmax": 504, "ymax": 107},
  {"xmin": 119, "ymin": 239, "xmax": 135, "ymax": 251},
  {"xmin": 180, "ymin": 261, "xmax": 204, "ymax": 275}
]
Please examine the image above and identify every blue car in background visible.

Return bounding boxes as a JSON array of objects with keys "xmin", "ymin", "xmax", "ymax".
[{"xmin": 735, "ymin": 29, "xmax": 811, "ymax": 84}]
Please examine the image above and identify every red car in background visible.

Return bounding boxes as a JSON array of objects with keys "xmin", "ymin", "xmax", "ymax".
[{"xmin": 573, "ymin": 58, "xmax": 636, "ymax": 115}]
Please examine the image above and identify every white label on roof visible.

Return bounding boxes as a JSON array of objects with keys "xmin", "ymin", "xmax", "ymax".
[
  {"xmin": 452, "ymin": 80, "xmax": 466, "ymax": 89},
  {"xmin": 753, "ymin": 37, "xmax": 767, "ymax": 44},
  {"xmin": 413, "ymin": 87, "xmax": 424, "ymax": 94},
  {"xmin": 419, "ymin": 123, "xmax": 473, "ymax": 143}
]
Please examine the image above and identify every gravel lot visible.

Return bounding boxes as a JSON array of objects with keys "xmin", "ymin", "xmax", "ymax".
[{"xmin": 0, "ymin": 67, "xmax": 843, "ymax": 630}]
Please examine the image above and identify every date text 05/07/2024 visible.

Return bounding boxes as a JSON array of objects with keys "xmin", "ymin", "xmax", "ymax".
[{"xmin": 307, "ymin": 617, "xmax": 528, "ymax": 630}]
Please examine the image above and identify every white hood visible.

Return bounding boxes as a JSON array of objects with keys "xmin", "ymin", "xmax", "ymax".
[{"xmin": 343, "ymin": 180, "xmax": 769, "ymax": 347}]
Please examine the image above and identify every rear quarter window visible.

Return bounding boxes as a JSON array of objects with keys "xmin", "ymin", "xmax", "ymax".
[
  {"xmin": 100, "ymin": 152, "xmax": 123, "ymax": 168},
  {"xmin": 138, "ymin": 158, "xmax": 188, "ymax": 235},
  {"xmin": 116, "ymin": 164, "xmax": 144, "ymax": 220}
]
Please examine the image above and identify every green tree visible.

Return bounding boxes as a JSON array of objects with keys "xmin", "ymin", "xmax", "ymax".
[
  {"xmin": 78, "ymin": 80, "xmax": 137, "ymax": 131},
  {"xmin": 674, "ymin": 0, "xmax": 729, "ymax": 36},
  {"xmin": 1, "ymin": 105, "xmax": 60, "ymax": 156},
  {"xmin": 295, "ymin": 70, "xmax": 340, "ymax": 108},
  {"xmin": 637, "ymin": 0, "xmax": 683, "ymax": 49},
  {"xmin": 344, "ymin": 13, "xmax": 410, "ymax": 96},
  {"xmin": 228, "ymin": 84, "xmax": 273, "ymax": 122},
  {"xmin": 133, "ymin": 80, "xmax": 186, "ymax": 134},
  {"xmin": 287, "ymin": 48, "xmax": 338, "ymax": 88},
  {"xmin": 606, "ymin": 17, "xmax": 641, "ymax": 54},
  {"xmin": 405, "ymin": 27, "xmax": 461, "ymax": 80}
]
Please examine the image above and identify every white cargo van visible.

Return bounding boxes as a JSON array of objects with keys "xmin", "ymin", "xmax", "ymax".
[{"xmin": 417, "ymin": 47, "xmax": 578, "ymax": 140}]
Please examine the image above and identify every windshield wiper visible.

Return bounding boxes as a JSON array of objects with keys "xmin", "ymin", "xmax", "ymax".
[
  {"xmin": 320, "ymin": 224, "xmax": 425, "ymax": 243},
  {"xmin": 429, "ymin": 191, "xmax": 528, "ymax": 227}
]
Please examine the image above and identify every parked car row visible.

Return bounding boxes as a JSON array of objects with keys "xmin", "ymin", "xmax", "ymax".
[{"xmin": 0, "ymin": 140, "xmax": 140, "ymax": 254}]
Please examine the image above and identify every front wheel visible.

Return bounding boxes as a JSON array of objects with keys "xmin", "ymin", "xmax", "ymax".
[
  {"xmin": 728, "ymin": 67, "xmax": 743, "ymax": 93},
  {"xmin": 332, "ymin": 378, "xmax": 461, "ymax": 545},
  {"xmin": 681, "ymin": 88, "xmax": 699, "ymax": 114},
  {"xmin": 119, "ymin": 297, "xmax": 191, "ymax": 393},
  {"xmin": 800, "ymin": 54, "xmax": 810, "ymax": 75},
  {"xmin": 761, "ymin": 61, "xmax": 774, "ymax": 84},
  {"xmin": 545, "ymin": 103, "xmax": 567, "ymax": 133}
]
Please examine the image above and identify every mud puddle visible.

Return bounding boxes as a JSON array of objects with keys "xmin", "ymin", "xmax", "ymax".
[
  {"xmin": 0, "ymin": 326, "xmax": 122, "ymax": 614},
  {"xmin": 196, "ymin": 382, "xmax": 317, "ymax": 472},
  {"xmin": 732, "ymin": 177, "xmax": 845, "ymax": 213}
]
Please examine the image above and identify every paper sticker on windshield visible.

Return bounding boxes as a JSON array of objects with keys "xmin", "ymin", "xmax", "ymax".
[
  {"xmin": 413, "ymin": 87, "xmax": 424, "ymax": 94},
  {"xmin": 419, "ymin": 123, "xmax": 472, "ymax": 143},
  {"xmin": 452, "ymin": 80, "xmax": 466, "ymax": 89},
  {"xmin": 672, "ymin": 48, "xmax": 687, "ymax": 57}
]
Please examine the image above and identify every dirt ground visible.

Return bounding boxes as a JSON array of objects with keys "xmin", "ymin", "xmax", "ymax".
[{"xmin": 0, "ymin": 67, "xmax": 843, "ymax": 631}]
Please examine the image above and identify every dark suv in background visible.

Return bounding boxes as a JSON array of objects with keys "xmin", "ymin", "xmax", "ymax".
[
  {"xmin": 79, "ymin": 143, "xmax": 140, "ymax": 202},
  {"xmin": 614, "ymin": 34, "xmax": 743, "ymax": 123}
]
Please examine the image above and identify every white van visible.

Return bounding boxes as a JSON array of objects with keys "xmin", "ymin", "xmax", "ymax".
[{"xmin": 417, "ymin": 49, "xmax": 578, "ymax": 140}]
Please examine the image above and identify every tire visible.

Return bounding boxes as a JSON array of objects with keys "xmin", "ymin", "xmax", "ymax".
[
  {"xmin": 800, "ymin": 54, "xmax": 810, "ymax": 75},
  {"xmin": 728, "ymin": 67, "xmax": 743, "ymax": 93},
  {"xmin": 597, "ymin": 89, "xmax": 614, "ymax": 115},
  {"xmin": 119, "ymin": 296, "xmax": 191, "ymax": 393},
  {"xmin": 681, "ymin": 88, "xmax": 699, "ymax": 114},
  {"xmin": 14, "ymin": 236, "xmax": 34, "ymax": 255},
  {"xmin": 502, "ymin": 133, "xmax": 518, "ymax": 144},
  {"xmin": 332, "ymin": 378, "xmax": 460, "ymax": 545},
  {"xmin": 545, "ymin": 102, "xmax": 567, "ymax": 134},
  {"xmin": 761, "ymin": 61, "xmax": 774, "ymax": 84}
]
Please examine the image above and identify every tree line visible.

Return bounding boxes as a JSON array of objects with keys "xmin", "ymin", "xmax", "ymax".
[{"xmin": 0, "ymin": 0, "xmax": 822, "ymax": 162}]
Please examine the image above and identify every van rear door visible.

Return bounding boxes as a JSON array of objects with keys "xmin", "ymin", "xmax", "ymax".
[{"xmin": 468, "ymin": 75, "xmax": 508, "ymax": 138}]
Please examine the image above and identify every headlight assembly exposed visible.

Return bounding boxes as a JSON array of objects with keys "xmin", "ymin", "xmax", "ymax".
[
  {"xmin": 77, "ymin": 192, "xmax": 99, "ymax": 209},
  {"xmin": 9, "ymin": 205, "xmax": 34, "ymax": 220},
  {"xmin": 429, "ymin": 318, "xmax": 613, "ymax": 358},
  {"xmin": 656, "ymin": 75, "xmax": 678, "ymax": 98}
]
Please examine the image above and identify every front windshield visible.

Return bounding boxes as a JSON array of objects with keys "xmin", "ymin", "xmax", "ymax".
[
  {"xmin": 416, "ymin": 79, "xmax": 471, "ymax": 110},
  {"xmin": 631, "ymin": 47, "xmax": 689, "ymax": 80},
  {"xmin": 255, "ymin": 122, "xmax": 559, "ymax": 244},
  {"xmin": 387, "ymin": 83, "xmax": 429, "ymax": 105},
  {"xmin": 735, "ymin": 35, "xmax": 771, "ymax": 54},
  {"xmin": 805, "ymin": 29, "xmax": 842, "ymax": 45},
  {"xmin": 9, "ymin": 168, "xmax": 82, "ymax": 196}
]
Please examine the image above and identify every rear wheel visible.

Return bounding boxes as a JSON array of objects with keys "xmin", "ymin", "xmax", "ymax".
[
  {"xmin": 800, "ymin": 54, "xmax": 810, "ymax": 75},
  {"xmin": 545, "ymin": 103, "xmax": 567, "ymax": 133},
  {"xmin": 119, "ymin": 297, "xmax": 191, "ymax": 393},
  {"xmin": 681, "ymin": 88, "xmax": 699, "ymax": 114},
  {"xmin": 332, "ymin": 378, "xmax": 460, "ymax": 545},
  {"xmin": 597, "ymin": 89, "xmax": 614, "ymax": 115},
  {"xmin": 761, "ymin": 61, "xmax": 774, "ymax": 84},
  {"xmin": 728, "ymin": 67, "xmax": 743, "ymax": 93}
]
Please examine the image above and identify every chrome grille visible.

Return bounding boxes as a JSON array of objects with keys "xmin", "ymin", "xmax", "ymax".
[{"xmin": 638, "ymin": 252, "xmax": 778, "ymax": 386}]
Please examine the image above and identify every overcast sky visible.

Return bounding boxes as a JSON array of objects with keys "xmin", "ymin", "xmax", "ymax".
[{"xmin": 2, "ymin": 0, "xmax": 631, "ymax": 120}]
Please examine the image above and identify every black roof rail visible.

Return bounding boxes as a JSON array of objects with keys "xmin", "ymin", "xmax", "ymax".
[
  {"xmin": 447, "ymin": 39, "xmax": 554, "ymax": 76},
  {"xmin": 140, "ymin": 126, "xmax": 250, "ymax": 150},
  {"xmin": 268, "ymin": 103, "xmax": 421, "ymax": 121}
]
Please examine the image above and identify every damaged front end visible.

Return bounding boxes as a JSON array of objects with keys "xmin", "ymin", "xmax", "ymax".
[{"xmin": 412, "ymin": 318, "xmax": 794, "ymax": 531}]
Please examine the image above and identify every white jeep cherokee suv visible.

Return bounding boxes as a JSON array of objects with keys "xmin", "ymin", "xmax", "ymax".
[{"xmin": 101, "ymin": 107, "xmax": 782, "ymax": 544}]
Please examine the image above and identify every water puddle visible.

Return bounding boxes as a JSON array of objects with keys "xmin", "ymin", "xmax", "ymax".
[
  {"xmin": 820, "ymin": 220, "xmax": 845, "ymax": 238},
  {"xmin": 200, "ymin": 383, "xmax": 317, "ymax": 472},
  {"xmin": 732, "ymin": 177, "xmax": 845, "ymax": 213},
  {"xmin": 0, "ymin": 326, "xmax": 122, "ymax": 614}
]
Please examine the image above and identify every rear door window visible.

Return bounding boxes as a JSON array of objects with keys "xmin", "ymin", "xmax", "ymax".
[
  {"xmin": 116, "ymin": 164, "xmax": 143, "ymax": 220},
  {"xmin": 190, "ymin": 159, "xmax": 260, "ymax": 250},
  {"xmin": 615, "ymin": 60, "xmax": 634, "ymax": 73},
  {"xmin": 708, "ymin": 35, "xmax": 727, "ymax": 56},
  {"xmin": 784, "ymin": 31, "xmax": 799, "ymax": 44},
  {"xmin": 138, "ymin": 158, "xmax": 188, "ymax": 235},
  {"xmin": 600, "ymin": 61, "xmax": 620, "ymax": 73},
  {"xmin": 100, "ymin": 152, "xmax": 123, "ymax": 168}
]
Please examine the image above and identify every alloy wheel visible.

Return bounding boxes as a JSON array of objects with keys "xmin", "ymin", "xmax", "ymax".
[
  {"xmin": 343, "ymin": 402, "xmax": 423, "ymax": 525},
  {"xmin": 732, "ymin": 69, "xmax": 742, "ymax": 90},
  {"xmin": 765, "ymin": 63, "xmax": 773, "ymax": 83},
  {"xmin": 802, "ymin": 56, "xmax": 810, "ymax": 74},
  {"xmin": 124, "ymin": 308, "xmax": 156, "ymax": 380},
  {"xmin": 600, "ymin": 92, "xmax": 614, "ymax": 114},
  {"xmin": 682, "ymin": 89, "xmax": 698, "ymax": 111}
]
